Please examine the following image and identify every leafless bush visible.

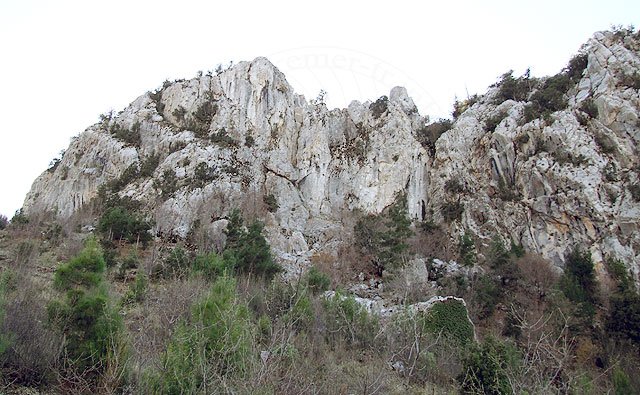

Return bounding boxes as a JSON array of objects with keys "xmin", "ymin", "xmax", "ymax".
[
  {"xmin": 386, "ymin": 311, "xmax": 464, "ymax": 387},
  {"xmin": 384, "ymin": 260, "xmax": 437, "ymax": 305},
  {"xmin": 408, "ymin": 226, "xmax": 456, "ymax": 262},
  {"xmin": 515, "ymin": 253, "xmax": 559, "ymax": 304},
  {"xmin": 1, "ymin": 271, "xmax": 61, "ymax": 386},
  {"xmin": 309, "ymin": 251, "xmax": 341, "ymax": 287},
  {"xmin": 126, "ymin": 277, "xmax": 209, "ymax": 376},
  {"xmin": 505, "ymin": 306, "xmax": 576, "ymax": 393}
]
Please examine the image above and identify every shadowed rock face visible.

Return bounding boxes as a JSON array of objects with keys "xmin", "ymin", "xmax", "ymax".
[{"xmin": 23, "ymin": 31, "xmax": 640, "ymax": 280}]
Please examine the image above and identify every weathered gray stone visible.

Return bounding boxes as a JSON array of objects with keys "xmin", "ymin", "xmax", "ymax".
[{"xmin": 22, "ymin": 30, "xmax": 640, "ymax": 283}]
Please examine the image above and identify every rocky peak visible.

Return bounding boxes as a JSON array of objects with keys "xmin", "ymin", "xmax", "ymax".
[{"xmin": 23, "ymin": 30, "xmax": 640, "ymax": 281}]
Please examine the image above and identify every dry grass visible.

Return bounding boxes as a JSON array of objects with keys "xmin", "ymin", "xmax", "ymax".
[{"xmin": 125, "ymin": 277, "xmax": 210, "ymax": 375}]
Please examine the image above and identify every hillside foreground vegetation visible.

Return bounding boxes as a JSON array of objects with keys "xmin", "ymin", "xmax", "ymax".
[
  {"xmin": 2, "ymin": 26, "xmax": 640, "ymax": 394},
  {"xmin": 0, "ymin": 194, "xmax": 639, "ymax": 394}
]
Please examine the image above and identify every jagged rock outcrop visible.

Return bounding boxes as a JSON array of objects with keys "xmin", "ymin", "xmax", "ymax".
[{"xmin": 23, "ymin": 30, "xmax": 640, "ymax": 280}]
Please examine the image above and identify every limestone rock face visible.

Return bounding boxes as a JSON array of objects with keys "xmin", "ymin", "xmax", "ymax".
[{"xmin": 23, "ymin": 32, "xmax": 640, "ymax": 280}]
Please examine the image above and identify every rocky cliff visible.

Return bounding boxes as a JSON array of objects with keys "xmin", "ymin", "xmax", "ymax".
[{"xmin": 23, "ymin": 30, "xmax": 640, "ymax": 280}]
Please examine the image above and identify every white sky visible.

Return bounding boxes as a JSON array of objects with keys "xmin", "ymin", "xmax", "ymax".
[{"xmin": 0, "ymin": 0, "xmax": 638, "ymax": 218}]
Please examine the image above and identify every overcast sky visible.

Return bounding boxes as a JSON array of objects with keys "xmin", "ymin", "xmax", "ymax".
[{"xmin": 0, "ymin": 0, "xmax": 638, "ymax": 218}]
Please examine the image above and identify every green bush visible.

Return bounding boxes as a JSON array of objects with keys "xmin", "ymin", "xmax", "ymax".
[
  {"xmin": 523, "ymin": 72, "xmax": 572, "ymax": 123},
  {"xmin": 189, "ymin": 99, "xmax": 218, "ymax": 138},
  {"xmin": 193, "ymin": 252, "xmax": 232, "ymax": 280},
  {"xmin": 323, "ymin": 292, "xmax": 378, "ymax": 348},
  {"xmin": 286, "ymin": 291, "xmax": 314, "ymax": 330},
  {"xmin": 210, "ymin": 129, "xmax": 237, "ymax": 147},
  {"xmin": 228, "ymin": 221, "xmax": 280, "ymax": 278},
  {"xmin": 305, "ymin": 266, "xmax": 331, "ymax": 294},
  {"xmin": 47, "ymin": 237, "xmax": 125, "ymax": 374},
  {"xmin": 0, "ymin": 214, "xmax": 8, "ymax": 230},
  {"xmin": 106, "ymin": 163, "xmax": 140, "ymax": 193},
  {"xmin": 378, "ymin": 194, "xmax": 413, "ymax": 270},
  {"xmin": 354, "ymin": 194, "xmax": 413, "ymax": 271},
  {"xmin": 606, "ymin": 259, "xmax": 640, "ymax": 343},
  {"xmin": 192, "ymin": 162, "xmax": 216, "ymax": 188},
  {"xmin": 223, "ymin": 209, "xmax": 281, "ymax": 279},
  {"xmin": 460, "ymin": 336, "xmax": 520, "ymax": 395},
  {"xmin": 423, "ymin": 299, "xmax": 474, "ymax": 344},
  {"xmin": 121, "ymin": 271, "xmax": 148, "ymax": 306},
  {"xmin": 161, "ymin": 246, "xmax": 191, "ymax": 279},
  {"xmin": 613, "ymin": 366, "xmax": 633, "ymax": 395},
  {"xmin": 579, "ymin": 98, "xmax": 599, "ymax": 119},
  {"xmin": 459, "ymin": 230, "xmax": 476, "ymax": 267},
  {"xmin": 475, "ymin": 275, "xmax": 502, "ymax": 319},
  {"xmin": 566, "ymin": 53, "xmax": 588, "ymax": 83},
  {"xmin": 560, "ymin": 248, "xmax": 597, "ymax": 325},
  {"xmin": 152, "ymin": 275, "xmax": 254, "ymax": 393},
  {"xmin": 98, "ymin": 206, "xmax": 152, "ymax": 247},
  {"xmin": 608, "ymin": 288, "xmax": 640, "ymax": 343},
  {"xmin": 493, "ymin": 70, "xmax": 536, "ymax": 104},
  {"xmin": 172, "ymin": 106, "xmax": 187, "ymax": 123}
]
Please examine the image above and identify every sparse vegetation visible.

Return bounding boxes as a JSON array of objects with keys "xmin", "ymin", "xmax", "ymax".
[
  {"xmin": 485, "ymin": 109, "xmax": 509, "ymax": 132},
  {"xmin": 416, "ymin": 119, "xmax": 452, "ymax": 155},
  {"xmin": 441, "ymin": 200, "xmax": 463, "ymax": 222},
  {"xmin": 153, "ymin": 169, "xmax": 179, "ymax": 199},
  {"xmin": 139, "ymin": 153, "xmax": 160, "ymax": 177},
  {"xmin": 192, "ymin": 162, "xmax": 216, "ymax": 188},
  {"xmin": 354, "ymin": 193, "xmax": 413, "ymax": 272},
  {"xmin": 109, "ymin": 122, "xmax": 141, "ymax": 147},
  {"xmin": 445, "ymin": 177, "xmax": 465, "ymax": 194},
  {"xmin": 629, "ymin": 183, "xmax": 640, "ymax": 202},
  {"xmin": 579, "ymin": 98, "xmax": 599, "ymax": 119},
  {"xmin": 210, "ymin": 129, "xmax": 237, "ymax": 147},
  {"xmin": 521, "ymin": 53, "xmax": 588, "ymax": 124},
  {"xmin": 10, "ymin": 209, "xmax": 28, "ymax": 225},
  {"xmin": 493, "ymin": 69, "xmax": 537, "ymax": 104},
  {"xmin": 452, "ymin": 94, "xmax": 479, "ymax": 119},
  {"xmin": 618, "ymin": 71, "xmax": 640, "ymax": 89},
  {"xmin": 189, "ymin": 97, "xmax": 218, "ymax": 138},
  {"xmin": 369, "ymin": 95, "xmax": 388, "ymax": 119},
  {"xmin": 263, "ymin": 193, "xmax": 278, "ymax": 212}
]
